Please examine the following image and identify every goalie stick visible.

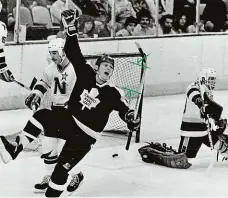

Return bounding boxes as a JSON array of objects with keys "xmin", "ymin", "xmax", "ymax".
[
  {"xmin": 125, "ymin": 42, "xmax": 147, "ymax": 150},
  {"xmin": 191, "ymin": 57, "xmax": 218, "ymax": 173}
]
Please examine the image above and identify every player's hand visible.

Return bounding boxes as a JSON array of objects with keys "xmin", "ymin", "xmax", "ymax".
[
  {"xmin": 0, "ymin": 67, "xmax": 15, "ymax": 82},
  {"xmin": 125, "ymin": 110, "xmax": 140, "ymax": 131},
  {"xmin": 61, "ymin": 9, "xmax": 80, "ymax": 36},
  {"xmin": 25, "ymin": 93, "xmax": 41, "ymax": 110}
]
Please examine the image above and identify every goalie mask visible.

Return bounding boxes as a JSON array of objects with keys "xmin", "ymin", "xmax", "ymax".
[
  {"xmin": 48, "ymin": 38, "xmax": 66, "ymax": 64},
  {"xmin": 199, "ymin": 67, "xmax": 216, "ymax": 90}
]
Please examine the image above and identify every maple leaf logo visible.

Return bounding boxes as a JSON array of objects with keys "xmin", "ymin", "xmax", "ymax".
[{"xmin": 80, "ymin": 88, "xmax": 100, "ymax": 110}]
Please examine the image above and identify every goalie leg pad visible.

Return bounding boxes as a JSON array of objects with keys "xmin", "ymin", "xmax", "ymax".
[{"xmin": 138, "ymin": 142, "xmax": 192, "ymax": 169}]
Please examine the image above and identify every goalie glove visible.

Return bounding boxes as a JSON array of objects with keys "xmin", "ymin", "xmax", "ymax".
[
  {"xmin": 61, "ymin": 9, "xmax": 80, "ymax": 36},
  {"xmin": 138, "ymin": 142, "xmax": 192, "ymax": 169},
  {"xmin": 25, "ymin": 92, "xmax": 41, "ymax": 110},
  {"xmin": 0, "ymin": 65, "xmax": 14, "ymax": 82},
  {"xmin": 125, "ymin": 110, "xmax": 140, "ymax": 131},
  {"xmin": 214, "ymin": 118, "xmax": 227, "ymax": 135}
]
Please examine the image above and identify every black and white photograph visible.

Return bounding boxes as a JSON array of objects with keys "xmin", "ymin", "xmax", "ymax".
[{"xmin": 0, "ymin": 0, "xmax": 228, "ymax": 197}]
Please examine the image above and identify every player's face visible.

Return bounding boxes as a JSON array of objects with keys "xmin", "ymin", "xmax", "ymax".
[
  {"xmin": 98, "ymin": 62, "xmax": 114, "ymax": 81},
  {"xmin": 208, "ymin": 77, "xmax": 216, "ymax": 90},
  {"xmin": 49, "ymin": 51, "xmax": 62, "ymax": 65}
]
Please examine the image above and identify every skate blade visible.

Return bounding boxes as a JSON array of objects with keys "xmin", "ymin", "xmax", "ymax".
[
  {"xmin": 0, "ymin": 138, "xmax": 12, "ymax": 164},
  {"xmin": 34, "ymin": 189, "xmax": 46, "ymax": 194}
]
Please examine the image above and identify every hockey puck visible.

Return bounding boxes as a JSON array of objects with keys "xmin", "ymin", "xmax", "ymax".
[{"xmin": 112, "ymin": 153, "xmax": 118, "ymax": 158}]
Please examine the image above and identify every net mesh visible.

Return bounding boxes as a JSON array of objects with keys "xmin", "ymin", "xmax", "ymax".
[{"xmin": 7, "ymin": 52, "xmax": 143, "ymax": 152}]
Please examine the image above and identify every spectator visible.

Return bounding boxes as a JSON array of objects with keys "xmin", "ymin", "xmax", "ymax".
[
  {"xmin": 97, "ymin": 18, "xmax": 112, "ymax": 37},
  {"xmin": 78, "ymin": 15, "xmax": 97, "ymax": 38},
  {"xmin": 132, "ymin": 8, "xmax": 155, "ymax": 36},
  {"xmin": 186, "ymin": 21, "xmax": 205, "ymax": 33},
  {"xmin": 115, "ymin": 0, "xmax": 136, "ymax": 25},
  {"xmin": 132, "ymin": 0, "xmax": 149, "ymax": 14},
  {"xmin": 173, "ymin": 14, "xmax": 188, "ymax": 33},
  {"xmin": 158, "ymin": 14, "xmax": 177, "ymax": 35},
  {"xmin": 201, "ymin": 0, "xmax": 227, "ymax": 32},
  {"xmin": 116, "ymin": 16, "xmax": 137, "ymax": 36},
  {"xmin": 50, "ymin": 0, "xmax": 81, "ymax": 25},
  {"xmin": 174, "ymin": 0, "xmax": 196, "ymax": 26}
]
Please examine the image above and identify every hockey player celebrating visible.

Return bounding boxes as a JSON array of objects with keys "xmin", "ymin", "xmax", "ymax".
[
  {"xmin": 0, "ymin": 9, "xmax": 140, "ymax": 197},
  {"xmin": 0, "ymin": 2, "xmax": 14, "ymax": 83},
  {"xmin": 178, "ymin": 67, "xmax": 228, "ymax": 160}
]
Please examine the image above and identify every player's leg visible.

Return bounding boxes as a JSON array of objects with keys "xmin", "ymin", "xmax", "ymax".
[
  {"xmin": 45, "ymin": 117, "xmax": 96, "ymax": 197},
  {"xmin": 178, "ymin": 136, "xmax": 203, "ymax": 158},
  {"xmin": 0, "ymin": 108, "xmax": 58, "ymax": 163},
  {"xmin": 34, "ymin": 136, "xmax": 59, "ymax": 193}
]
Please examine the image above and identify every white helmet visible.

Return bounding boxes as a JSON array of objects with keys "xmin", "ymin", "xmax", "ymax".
[
  {"xmin": 48, "ymin": 38, "xmax": 65, "ymax": 60},
  {"xmin": 199, "ymin": 67, "xmax": 216, "ymax": 90}
]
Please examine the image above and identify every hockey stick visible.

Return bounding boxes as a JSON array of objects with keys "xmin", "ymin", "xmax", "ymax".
[
  {"xmin": 191, "ymin": 57, "xmax": 218, "ymax": 173},
  {"xmin": 125, "ymin": 42, "xmax": 147, "ymax": 150},
  {"xmin": 13, "ymin": 78, "xmax": 37, "ymax": 91}
]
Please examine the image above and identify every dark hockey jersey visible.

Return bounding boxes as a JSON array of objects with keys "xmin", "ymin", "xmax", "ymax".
[{"xmin": 64, "ymin": 34, "xmax": 130, "ymax": 136}]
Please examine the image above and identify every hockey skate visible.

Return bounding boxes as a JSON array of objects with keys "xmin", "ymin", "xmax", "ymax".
[
  {"xmin": 0, "ymin": 136, "xmax": 23, "ymax": 163},
  {"xmin": 66, "ymin": 172, "xmax": 84, "ymax": 196},
  {"xmin": 34, "ymin": 175, "xmax": 51, "ymax": 193}
]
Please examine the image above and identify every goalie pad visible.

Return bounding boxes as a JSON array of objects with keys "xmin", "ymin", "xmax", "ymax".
[{"xmin": 138, "ymin": 142, "xmax": 191, "ymax": 169}]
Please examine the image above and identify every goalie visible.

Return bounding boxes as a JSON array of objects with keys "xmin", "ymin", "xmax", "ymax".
[
  {"xmin": 138, "ymin": 68, "xmax": 228, "ymax": 169},
  {"xmin": 178, "ymin": 67, "xmax": 228, "ymax": 161},
  {"xmin": 0, "ymin": 9, "xmax": 140, "ymax": 197}
]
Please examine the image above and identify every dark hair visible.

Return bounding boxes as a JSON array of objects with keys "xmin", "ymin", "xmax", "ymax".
[
  {"xmin": 124, "ymin": 16, "xmax": 137, "ymax": 28},
  {"xmin": 159, "ymin": 14, "xmax": 174, "ymax": 25},
  {"xmin": 137, "ymin": 8, "xmax": 151, "ymax": 21}
]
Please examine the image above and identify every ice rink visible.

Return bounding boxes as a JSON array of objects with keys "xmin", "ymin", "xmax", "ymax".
[{"xmin": 1, "ymin": 91, "xmax": 228, "ymax": 197}]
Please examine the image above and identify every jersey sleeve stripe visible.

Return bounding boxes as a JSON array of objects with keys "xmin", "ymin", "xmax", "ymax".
[
  {"xmin": 192, "ymin": 94, "xmax": 201, "ymax": 103},
  {"xmin": 0, "ymin": 56, "xmax": 5, "ymax": 64},
  {"xmin": 187, "ymin": 87, "xmax": 200, "ymax": 98},
  {"xmin": 34, "ymin": 84, "xmax": 47, "ymax": 95},
  {"xmin": 0, "ymin": 63, "xmax": 7, "ymax": 69}
]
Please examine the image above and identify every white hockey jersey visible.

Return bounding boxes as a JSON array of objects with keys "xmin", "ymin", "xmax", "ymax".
[
  {"xmin": 180, "ymin": 82, "xmax": 213, "ymax": 137},
  {"xmin": 0, "ymin": 21, "xmax": 7, "ymax": 73},
  {"xmin": 34, "ymin": 60, "xmax": 76, "ymax": 106}
]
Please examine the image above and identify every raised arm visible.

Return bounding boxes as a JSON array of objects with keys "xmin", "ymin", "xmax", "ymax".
[{"xmin": 62, "ymin": 10, "xmax": 94, "ymax": 75}]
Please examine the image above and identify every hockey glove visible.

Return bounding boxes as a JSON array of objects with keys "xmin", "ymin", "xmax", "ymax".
[
  {"xmin": 125, "ymin": 110, "xmax": 140, "ymax": 131},
  {"xmin": 61, "ymin": 9, "xmax": 80, "ymax": 36},
  {"xmin": 0, "ymin": 65, "xmax": 14, "ymax": 82},
  {"xmin": 214, "ymin": 118, "xmax": 227, "ymax": 135},
  {"xmin": 25, "ymin": 93, "xmax": 41, "ymax": 110}
]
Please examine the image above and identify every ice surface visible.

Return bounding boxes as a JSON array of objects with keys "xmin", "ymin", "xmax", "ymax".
[{"xmin": 1, "ymin": 91, "xmax": 228, "ymax": 197}]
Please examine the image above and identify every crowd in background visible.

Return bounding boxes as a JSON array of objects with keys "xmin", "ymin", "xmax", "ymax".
[{"xmin": 1, "ymin": 0, "xmax": 228, "ymax": 41}]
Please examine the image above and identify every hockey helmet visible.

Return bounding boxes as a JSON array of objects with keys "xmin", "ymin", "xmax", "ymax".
[
  {"xmin": 95, "ymin": 54, "xmax": 114, "ymax": 67},
  {"xmin": 199, "ymin": 67, "xmax": 216, "ymax": 90},
  {"xmin": 48, "ymin": 38, "xmax": 65, "ymax": 60}
]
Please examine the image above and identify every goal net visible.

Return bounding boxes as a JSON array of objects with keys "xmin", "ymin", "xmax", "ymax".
[{"xmin": 7, "ymin": 52, "xmax": 144, "ymax": 152}]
